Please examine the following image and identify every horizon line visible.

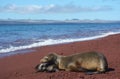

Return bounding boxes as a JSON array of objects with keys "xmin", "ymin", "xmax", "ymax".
[{"xmin": 0, "ymin": 18, "xmax": 120, "ymax": 21}]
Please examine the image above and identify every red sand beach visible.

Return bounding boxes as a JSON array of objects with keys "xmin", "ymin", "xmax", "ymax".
[{"xmin": 0, "ymin": 34, "xmax": 120, "ymax": 79}]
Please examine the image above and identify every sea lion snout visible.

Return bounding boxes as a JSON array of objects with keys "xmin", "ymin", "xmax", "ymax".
[{"xmin": 40, "ymin": 56, "xmax": 49, "ymax": 63}]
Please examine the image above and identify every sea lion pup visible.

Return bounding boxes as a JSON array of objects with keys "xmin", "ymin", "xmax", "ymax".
[
  {"xmin": 35, "ymin": 63, "xmax": 59, "ymax": 72},
  {"xmin": 40, "ymin": 51, "xmax": 108, "ymax": 74}
]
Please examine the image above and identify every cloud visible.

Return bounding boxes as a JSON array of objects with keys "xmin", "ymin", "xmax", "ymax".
[
  {"xmin": 0, "ymin": 4, "xmax": 43, "ymax": 14},
  {"xmin": 0, "ymin": 4, "xmax": 113, "ymax": 14}
]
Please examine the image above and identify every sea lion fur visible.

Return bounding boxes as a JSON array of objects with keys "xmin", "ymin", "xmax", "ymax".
[{"xmin": 40, "ymin": 51, "xmax": 108, "ymax": 73}]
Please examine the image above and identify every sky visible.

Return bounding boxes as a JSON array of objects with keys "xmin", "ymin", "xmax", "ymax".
[{"xmin": 0, "ymin": 0, "xmax": 120, "ymax": 20}]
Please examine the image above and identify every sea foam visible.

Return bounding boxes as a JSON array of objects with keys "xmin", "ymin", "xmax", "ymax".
[{"xmin": 0, "ymin": 31, "xmax": 120, "ymax": 53}]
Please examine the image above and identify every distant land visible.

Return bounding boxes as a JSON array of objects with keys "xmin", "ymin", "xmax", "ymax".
[{"xmin": 0, "ymin": 19, "xmax": 120, "ymax": 24}]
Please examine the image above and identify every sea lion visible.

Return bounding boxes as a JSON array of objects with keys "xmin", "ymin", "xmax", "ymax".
[
  {"xmin": 40, "ymin": 51, "xmax": 108, "ymax": 74},
  {"xmin": 35, "ymin": 62, "xmax": 59, "ymax": 72}
]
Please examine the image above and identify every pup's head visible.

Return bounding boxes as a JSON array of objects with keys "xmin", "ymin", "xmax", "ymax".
[
  {"xmin": 35, "ymin": 63, "xmax": 47, "ymax": 72},
  {"xmin": 40, "ymin": 53, "xmax": 58, "ymax": 63},
  {"xmin": 35, "ymin": 62, "xmax": 59, "ymax": 72}
]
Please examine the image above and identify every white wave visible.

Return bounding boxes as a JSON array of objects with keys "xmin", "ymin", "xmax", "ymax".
[{"xmin": 0, "ymin": 31, "xmax": 120, "ymax": 53}]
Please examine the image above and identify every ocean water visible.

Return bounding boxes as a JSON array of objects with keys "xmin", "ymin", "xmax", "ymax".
[{"xmin": 0, "ymin": 23, "xmax": 120, "ymax": 57}]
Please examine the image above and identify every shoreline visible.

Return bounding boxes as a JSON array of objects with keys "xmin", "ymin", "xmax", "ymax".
[
  {"xmin": 0, "ymin": 31, "xmax": 120, "ymax": 55},
  {"xmin": 0, "ymin": 34, "xmax": 120, "ymax": 79}
]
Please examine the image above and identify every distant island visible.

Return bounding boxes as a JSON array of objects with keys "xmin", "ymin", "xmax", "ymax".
[{"xmin": 0, "ymin": 19, "xmax": 120, "ymax": 24}]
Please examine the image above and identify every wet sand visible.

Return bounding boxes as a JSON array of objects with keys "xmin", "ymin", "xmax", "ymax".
[{"xmin": 0, "ymin": 34, "xmax": 120, "ymax": 79}]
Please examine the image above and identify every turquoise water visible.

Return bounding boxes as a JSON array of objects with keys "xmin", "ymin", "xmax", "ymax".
[{"xmin": 0, "ymin": 23, "xmax": 120, "ymax": 56}]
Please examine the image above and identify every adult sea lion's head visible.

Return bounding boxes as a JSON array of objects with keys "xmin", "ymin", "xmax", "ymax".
[{"xmin": 40, "ymin": 53, "xmax": 58, "ymax": 63}]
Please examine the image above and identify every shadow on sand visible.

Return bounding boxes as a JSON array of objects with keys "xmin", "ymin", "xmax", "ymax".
[{"xmin": 107, "ymin": 68, "xmax": 115, "ymax": 72}]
